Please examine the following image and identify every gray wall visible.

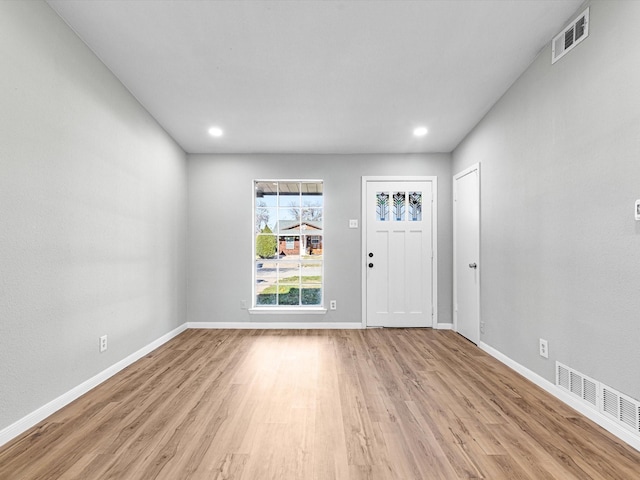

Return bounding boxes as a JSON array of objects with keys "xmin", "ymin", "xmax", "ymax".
[
  {"xmin": 452, "ymin": 0, "xmax": 640, "ymax": 399},
  {"xmin": 0, "ymin": 1, "xmax": 187, "ymax": 431},
  {"xmin": 187, "ymin": 154, "xmax": 452, "ymax": 326}
]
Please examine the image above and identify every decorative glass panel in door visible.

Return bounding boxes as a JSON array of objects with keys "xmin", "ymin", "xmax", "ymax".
[
  {"xmin": 393, "ymin": 192, "xmax": 405, "ymax": 221},
  {"xmin": 376, "ymin": 192, "xmax": 389, "ymax": 221},
  {"xmin": 409, "ymin": 191, "xmax": 422, "ymax": 221}
]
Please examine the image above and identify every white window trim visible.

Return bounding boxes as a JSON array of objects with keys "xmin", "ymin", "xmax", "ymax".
[{"xmin": 252, "ymin": 179, "xmax": 325, "ymax": 312}]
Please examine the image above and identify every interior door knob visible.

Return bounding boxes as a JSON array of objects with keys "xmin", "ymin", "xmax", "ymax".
[
  {"xmin": 368, "ymin": 252, "xmax": 374, "ymax": 257},
  {"xmin": 469, "ymin": 263, "xmax": 477, "ymax": 269},
  {"xmin": 368, "ymin": 263, "xmax": 374, "ymax": 268}
]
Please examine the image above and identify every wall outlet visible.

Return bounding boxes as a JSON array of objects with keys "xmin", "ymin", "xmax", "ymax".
[
  {"xmin": 330, "ymin": 300, "xmax": 337, "ymax": 310},
  {"xmin": 349, "ymin": 219, "xmax": 358, "ymax": 229},
  {"xmin": 539, "ymin": 338, "xmax": 548, "ymax": 358},
  {"xmin": 480, "ymin": 321, "xmax": 485, "ymax": 334},
  {"xmin": 240, "ymin": 300, "xmax": 247, "ymax": 310},
  {"xmin": 99, "ymin": 335, "xmax": 108, "ymax": 353}
]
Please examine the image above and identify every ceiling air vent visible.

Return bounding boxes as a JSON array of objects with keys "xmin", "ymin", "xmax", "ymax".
[{"xmin": 552, "ymin": 7, "xmax": 589, "ymax": 64}]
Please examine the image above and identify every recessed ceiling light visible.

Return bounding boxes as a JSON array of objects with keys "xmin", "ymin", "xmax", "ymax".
[
  {"xmin": 413, "ymin": 126, "xmax": 428, "ymax": 137},
  {"xmin": 208, "ymin": 126, "xmax": 223, "ymax": 137}
]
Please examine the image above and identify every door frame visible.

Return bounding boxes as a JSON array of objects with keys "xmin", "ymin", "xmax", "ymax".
[
  {"xmin": 361, "ymin": 176, "xmax": 438, "ymax": 328},
  {"xmin": 453, "ymin": 163, "xmax": 481, "ymax": 341}
]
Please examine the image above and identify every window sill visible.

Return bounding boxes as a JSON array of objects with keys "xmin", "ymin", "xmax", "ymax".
[{"xmin": 249, "ymin": 307, "xmax": 328, "ymax": 315}]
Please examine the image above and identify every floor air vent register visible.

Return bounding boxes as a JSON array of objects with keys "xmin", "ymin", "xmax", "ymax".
[{"xmin": 556, "ymin": 361, "xmax": 640, "ymax": 437}]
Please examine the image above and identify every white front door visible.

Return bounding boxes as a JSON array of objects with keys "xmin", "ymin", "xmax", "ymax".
[
  {"xmin": 453, "ymin": 164, "xmax": 480, "ymax": 344},
  {"xmin": 363, "ymin": 178, "xmax": 436, "ymax": 327}
]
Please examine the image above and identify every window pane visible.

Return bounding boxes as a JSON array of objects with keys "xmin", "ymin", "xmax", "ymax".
[
  {"xmin": 278, "ymin": 205, "xmax": 300, "ymax": 220},
  {"xmin": 278, "ymin": 235, "xmax": 301, "ymax": 256},
  {"xmin": 256, "ymin": 291, "xmax": 277, "ymax": 305},
  {"xmin": 255, "ymin": 207, "xmax": 277, "ymax": 234},
  {"xmin": 278, "ymin": 267, "xmax": 301, "ymax": 305},
  {"xmin": 409, "ymin": 191, "xmax": 422, "ymax": 221},
  {"xmin": 279, "ymin": 289, "xmax": 301, "ymax": 305},
  {"xmin": 376, "ymin": 192, "xmax": 389, "ymax": 221},
  {"xmin": 302, "ymin": 181, "xmax": 323, "ymax": 195},
  {"xmin": 302, "ymin": 208, "xmax": 323, "ymax": 224},
  {"xmin": 256, "ymin": 193, "xmax": 277, "ymax": 208},
  {"xmin": 255, "ymin": 182, "xmax": 278, "ymax": 200},
  {"xmin": 256, "ymin": 261, "xmax": 277, "ymax": 305},
  {"xmin": 302, "ymin": 183, "xmax": 324, "ymax": 223},
  {"xmin": 255, "ymin": 234, "xmax": 277, "ymax": 259},
  {"xmin": 300, "ymin": 261, "xmax": 321, "ymax": 306},
  {"xmin": 277, "ymin": 260, "xmax": 300, "ymax": 279},
  {"xmin": 301, "ymin": 262, "xmax": 322, "ymax": 285},
  {"xmin": 278, "ymin": 182, "xmax": 301, "ymax": 196},
  {"xmin": 306, "ymin": 235, "xmax": 323, "ymax": 256},
  {"xmin": 278, "ymin": 206, "xmax": 301, "ymax": 236},
  {"xmin": 393, "ymin": 192, "xmax": 405, "ymax": 221},
  {"xmin": 302, "ymin": 285, "xmax": 322, "ymax": 305}
]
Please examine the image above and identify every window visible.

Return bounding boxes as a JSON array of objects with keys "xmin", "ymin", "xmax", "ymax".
[{"xmin": 254, "ymin": 180, "xmax": 323, "ymax": 308}]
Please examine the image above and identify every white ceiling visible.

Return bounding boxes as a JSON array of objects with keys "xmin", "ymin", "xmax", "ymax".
[{"xmin": 47, "ymin": 0, "xmax": 583, "ymax": 154}]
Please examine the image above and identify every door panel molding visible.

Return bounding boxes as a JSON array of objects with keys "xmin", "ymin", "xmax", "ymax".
[{"xmin": 361, "ymin": 176, "xmax": 438, "ymax": 328}]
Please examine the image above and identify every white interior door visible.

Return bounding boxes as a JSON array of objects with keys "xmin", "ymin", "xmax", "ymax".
[
  {"xmin": 453, "ymin": 164, "xmax": 480, "ymax": 344},
  {"xmin": 363, "ymin": 178, "xmax": 436, "ymax": 328}
]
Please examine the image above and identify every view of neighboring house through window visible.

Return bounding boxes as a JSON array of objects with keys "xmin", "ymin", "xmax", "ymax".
[{"xmin": 254, "ymin": 180, "xmax": 323, "ymax": 307}]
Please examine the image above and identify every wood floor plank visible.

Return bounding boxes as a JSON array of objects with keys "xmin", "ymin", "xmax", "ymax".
[
  {"xmin": 312, "ymin": 334, "xmax": 350, "ymax": 480},
  {"xmin": 1, "ymin": 329, "xmax": 640, "ymax": 479}
]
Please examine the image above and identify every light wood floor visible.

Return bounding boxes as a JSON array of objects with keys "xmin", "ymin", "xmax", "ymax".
[{"xmin": 1, "ymin": 329, "xmax": 639, "ymax": 479}]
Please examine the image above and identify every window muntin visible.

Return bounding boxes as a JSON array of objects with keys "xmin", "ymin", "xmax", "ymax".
[{"xmin": 254, "ymin": 180, "xmax": 323, "ymax": 308}]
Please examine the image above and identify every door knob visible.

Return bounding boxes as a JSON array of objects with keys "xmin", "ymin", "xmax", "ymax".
[
  {"xmin": 469, "ymin": 263, "xmax": 477, "ymax": 269},
  {"xmin": 368, "ymin": 263, "xmax": 374, "ymax": 268},
  {"xmin": 368, "ymin": 252, "xmax": 374, "ymax": 257}
]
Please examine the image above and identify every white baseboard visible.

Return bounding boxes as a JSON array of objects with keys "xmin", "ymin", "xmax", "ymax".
[
  {"xmin": 17, "ymin": 323, "xmax": 633, "ymax": 457},
  {"xmin": 434, "ymin": 322, "xmax": 453, "ymax": 330},
  {"xmin": 187, "ymin": 321, "xmax": 363, "ymax": 329},
  {"xmin": 479, "ymin": 341, "xmax": 640, "ymax": 453},
  {"xmin": 1, "ymin": 321, "xmax": 365, "ymax": 447},
  {"xmin": 0, "ymin": 323, "xmax": 188, "ymax": 448}
]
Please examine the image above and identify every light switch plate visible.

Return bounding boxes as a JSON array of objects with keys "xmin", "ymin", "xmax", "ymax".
[{"xmin": 635, "ymin": 200, "xmax": 640, "ymax": 220}]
